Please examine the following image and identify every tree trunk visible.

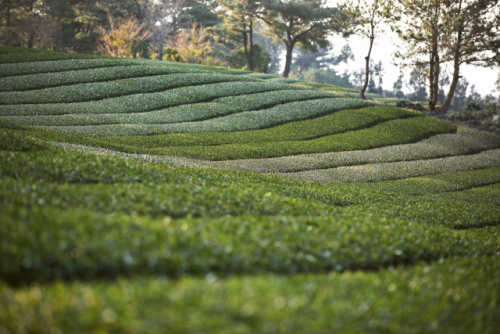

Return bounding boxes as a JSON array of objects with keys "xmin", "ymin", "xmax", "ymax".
[
  {"xmin": 282, "ymin": 43, "xmax": 294, "ymax": 78},
  {"xmin": 360, "ymin": 36, "xmax": 374, "ymax": 100},
  {"xmin": 440, "ymin": 0, "xmax": 463, "ymax": 114},
  {"xmin": 248, "ymin": 20, "xmax": 254, "ymax": 71},
  {"xmin": 158, "ymin": 40, "xmax": 164, "ymax": 61},
  {"xmin": 428, "ymin": 50, "xmax": 440, "ymax": 111},
  {"xmin": 5, "ymin": 3, "xmax": 11, "ymax": 46},
  {"xmin": 243, "ymin": 29, "xmax": 248, "ymax": 60},
  {"xmin": 440, "ymin": 61, "xmax": 460, "ymax": 113}
]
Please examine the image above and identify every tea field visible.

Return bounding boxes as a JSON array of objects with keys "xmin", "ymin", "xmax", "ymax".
[{"xmin": 1, "ymin": 47, "xmax": 499, "ymax": 333}]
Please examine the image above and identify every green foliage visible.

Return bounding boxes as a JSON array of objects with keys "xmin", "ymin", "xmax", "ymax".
[
  {"xmin": 0, "ymin": 73, "xmax": 260, "ymax": 104},
  {"xmin": 0, "ymin": 49, "xmax": 101, "ymax": 63},
  {"xmin": 0, "ymin": 65, "xmax": 201, "ymax": 91},
  {"xmin": 0, "ymin": 58, "xmax": 131, "ymax": 77},
  {"xmin": 0, "ymin": 82, "xmax": 304, "ymax": 116},
  {"xmin": 149, "ymin": 117, "xmax": 456, "ymax": 160},
  {"xmin": 4, "ymin": 90, "xmax": 338, "ymax": 127},
  {"xmin": 39, "ymin": 98, "xmax": 373, "ymax": 136},
  {"xmin": 227, "ymin": 44, "xmax": 271, "ymax": 72},
  {"xmin": 1, "ymin": 205, "xmax": 499, "ymax": 286},
  {"xmin": 209, "ymin": 130, "xmax": 500, "ymax": 173},
  {"xmin": 1, "ymin": 256, "xmax": 499, "ymax": 333},
  {"xmin": 1, "ymin": 47, "xmax": 500, "ymax": 332},
  {"xmin": 85, "ymin": 106, "xmax": 418, "ymax": 149},
  {"xmin": 283, "ymin": 149, "xmax": 500, "ymax": 184},
  {"xmin": 0, "ymin": 128, "xmax": 50, "ymax": 151},
  {"xmin": 258, "ymin": 0, "xmax": 342, "ymax": 77},
  {"xmin": 163, "ymin": 47, "xmax": 183, "ymax": 62}
]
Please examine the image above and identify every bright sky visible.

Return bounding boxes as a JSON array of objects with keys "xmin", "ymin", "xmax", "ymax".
[
  {"xmin": 284, "ymin": 0, "xmax": 500, "ymax": 97},
  {"xmin": 329, "ymin": 30, "xmax": 499, "ymax": 97}
]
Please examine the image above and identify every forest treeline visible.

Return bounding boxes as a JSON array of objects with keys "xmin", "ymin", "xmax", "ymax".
[{"xmin": 1, "ymin": 0, "xmax": 499, "ymax": 112}]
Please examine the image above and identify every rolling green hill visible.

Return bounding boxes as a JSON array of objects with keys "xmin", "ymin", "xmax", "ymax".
[{"xmin": 1, "ymin": 47, "xmax": 499, "ymax": 333}]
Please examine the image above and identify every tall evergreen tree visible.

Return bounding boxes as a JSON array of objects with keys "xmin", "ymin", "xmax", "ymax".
[
  {"xmin": 256, "ymin": 0, "xmax": 342, "ymax": 77},
  {"xmin": 216, "ymin": 0, "xmax": 261, "ymax": 71},
  {"xmin": 437, "ymin": 0, "xmax": 500, "ymax": 113},
  {"xmin": 393, "ymin": 74, "xmax": 405, "ymax": 98},
  {"xmin": 293, "ymin": 44, "xmax": 354, "ymax": 73},
  {"xmin": 452, "ymin": 77, "xmax": 469, "ymax": 109}
]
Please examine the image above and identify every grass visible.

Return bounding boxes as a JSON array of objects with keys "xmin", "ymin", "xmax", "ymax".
[{"xmin": 1, "ymin": 46, "xmax": 500, "ymax": 333}]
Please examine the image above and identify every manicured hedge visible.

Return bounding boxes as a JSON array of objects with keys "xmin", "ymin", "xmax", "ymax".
[
  {"xmin": 0, "ymin": 65, "xmax": 201, "ymax": 91},
  {"xmin": 0, "ymin": 46, "xmax": 42, "ymax": 54},
  {"xmin": 283, "ymin": 148, "xmax": 500, "ymax": 184},
  {"xmin": 353, "ymin": 167, "xmax": 500, "ymax": 196},
  {"xmin": 0, "ymin": 59, "xmax": 134, "ymax": 77},
  {"xmin": 212, "ymin": 89, "xmax": 344, "ymax": 110},
  {"xmin": 85, "ymin": 106, "xmax": 418, "ymax": 149},
  {"xmin": 3, "ymin": 103, "xmax": 238, "ymax": 126},
  {"xmin": 0, "ymin": 73, "xmax": 260, "ymax": 104},
  {"xmin": 0, "ymin": 128, "xmax": 50, "ymax": 151},
  {"xmin": 1, "ymin": 255, "xmax": 499, "ymax": 333},
  {"xmin": 3, "ymin": 90, "xmax": 340, "ymax": 127},
  {"xmin": 149, "ymin": 117, "xmax": 456, "ymax": 160},
  {"xmin": 424, "ymin": 183, "xmax": 500, "ymax": 206},
  {"xmin": 1, "ymin": 205, "xmax": 499, "ymax": 286},
  {"xmin": 2, "ymin": 47, "xmax": 500, "ymax": 334},
  {"xmin": 2, "ymin": 133, "xmax": 499, "ymax": 230},
  {"xmin": 0, "ymin": 49, "xmax": 100, "ymax": 63},
  {"xmin": 0, "ymin": 82, "xmax": 305, "ymax": 116},
  {"xmin": 209, "ymin": 131, "xmax": 500, "ymax": 173},
  {"xmin": 41, "ymin": 98, "xmax": 373, "ymax": 136},
  {"xmin": 356, "ymin": 198, "xmax": 500, "ymax": 229}
]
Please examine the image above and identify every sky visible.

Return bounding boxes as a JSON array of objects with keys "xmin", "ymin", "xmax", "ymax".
[
  {"xmin": 277, "ymin": 0, "xmax": 500, "ymax": 97},
  {"xmin": 328, "ymin": 30, "xmax": 499, "ymax": 97}
]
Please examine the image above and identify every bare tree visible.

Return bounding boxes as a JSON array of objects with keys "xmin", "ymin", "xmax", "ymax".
[
  {"xmin": 337, "ymin": 0, "xmax": 393, "ymax": 100},
  {"xmin": 138, "ymin": 0, "xmax": 185, "ymax": 61}
]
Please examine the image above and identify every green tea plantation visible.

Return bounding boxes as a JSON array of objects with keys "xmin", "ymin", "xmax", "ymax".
[{"xmin": 0, "ymin": 46, "xmax": 499, "ymax": 333}]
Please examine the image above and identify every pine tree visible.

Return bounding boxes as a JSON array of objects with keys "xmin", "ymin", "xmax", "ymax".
[
  {"xmin": 393, "ymin": 74, "xmax": 405, "ymax": 98},
  {"xmin": 216, "ymin": 0, "xmax": 262, "ymax": 71},
  {"xmin": 257, "ymin": 0, "xmax": 342, "ymax": 77}
]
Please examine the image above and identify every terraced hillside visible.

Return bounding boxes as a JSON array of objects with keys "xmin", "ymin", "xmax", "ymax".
[{"xmin": 1, "ymin": 47, "xmax": 500, "ymax": 333}]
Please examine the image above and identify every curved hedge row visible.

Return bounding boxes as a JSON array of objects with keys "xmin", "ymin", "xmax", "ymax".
[
  {"xmin": 0, "ymin": 82, "xmax": 305, "ymax": 116},
  {"xmin": 282, "ymin": 149, "xmax": 500, "ymax": 183},
  {"xmin": 209, "ymin": 130, "xmax": 500, "ymax": 173},
  {"xmin": 0, "ymin": 65, "xmax": 202, "ymax": 91},
  {"xmin": 1, "ymin": 204, "xmax": 498, "ymax": 285},
  {"xmin": 0, "ymin": 73, "xmax": 260, "ymax": 105},
  {"xmin": 149, "ymin": 117, "xmax": 456, "ymax": 160},
  {"xmin": 0, "ymin": 49, "xmax": 100, "ymax": 63},
  {"xmin": 423, "ymin": 183, "xmax": 500, "ymax": 206},
  {"xmin": 0, "ymin": 59, "xmax": 135, "ymax": 77},
  {"xmin": 3, "ymin": 90, "xmax": 339, "ymax": 127},
  {"xmin": 84, "ymin": 106, "xmax": 418, "ymax": 149},
  {"xmin": 1, "ymin": 256, "xmax": 498, "ymax": 332},
  {"xmin": 41, "ymin": 98, "xmax": 373, "ymax": 136}
]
